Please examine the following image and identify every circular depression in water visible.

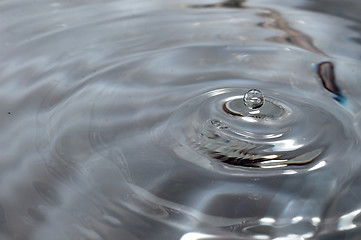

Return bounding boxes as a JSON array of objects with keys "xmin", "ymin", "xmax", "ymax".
[{"xmin": 165, "ymin": 85, "xmax": 352, "ymax": 175}]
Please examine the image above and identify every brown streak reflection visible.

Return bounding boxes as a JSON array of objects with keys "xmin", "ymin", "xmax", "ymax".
[
  {"xmin": 187, "ymin": 1, "xmax": 326, "ymax": 56},
  {"xmin": 258, "ymin": 10, "xmax": 326, "ymax": 56}
]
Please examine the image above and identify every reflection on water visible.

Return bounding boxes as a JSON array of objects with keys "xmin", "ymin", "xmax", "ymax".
[
  {"xmin": 0, "ymin": 0, "xmax": 361, "ymax": 239},
  {"xmin": 316, "ymin": 61, "xmax": 345, "ymax": 103},
  {"xmin": 188, "ymin": 0, "xmax": 246, "ymax": 8}
]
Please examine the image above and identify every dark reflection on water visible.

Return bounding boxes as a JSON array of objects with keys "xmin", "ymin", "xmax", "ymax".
[
  {"xmin": 302, "ymin": 0, "xmax": 361, "ymax": 23},
  {"xmin": 188, "ymin": 0, "xmax": 246, "ymax": 8},
  {"xmin": 0, "ymin": 0, "xmax": 361, "ymax": 239},
  {"xmin": 301, "ymin": 0, "xmax": 361, "ymax": 48},
  {"xmin": 0, "ymin": 204, "xmax": 4, "ymax": 225}
]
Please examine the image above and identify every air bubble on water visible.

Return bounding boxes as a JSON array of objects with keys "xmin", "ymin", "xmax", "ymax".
[
  {"xmin": 243, "ymin": 89, "xmax": 264, "ymax": 109},
  {"xmin": 210, "ymin": 119, "xmax": 228, "ymax": 129}
]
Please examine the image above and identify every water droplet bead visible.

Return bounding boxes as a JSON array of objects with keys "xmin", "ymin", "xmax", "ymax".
[
  {"xmin": 243, "ymin": 89, "xmax": 264, "ymax": 109},
  {"xmin": 223, "ymin": 89, "xmax": 285, "ymax": 119}
]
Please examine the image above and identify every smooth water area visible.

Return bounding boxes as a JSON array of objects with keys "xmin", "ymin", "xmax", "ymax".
[{"xmin": 1, "ymin": 0, "xmax": 361, "ymax": 239}]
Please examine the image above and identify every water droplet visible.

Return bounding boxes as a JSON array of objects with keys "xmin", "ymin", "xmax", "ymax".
[
  {"xmin": 223, "ymin": 93, "xmax": 285, "ymax": 119},
  {"xmin": 243, "ymin": 89, "xmax": 264, "ymax": 109}
]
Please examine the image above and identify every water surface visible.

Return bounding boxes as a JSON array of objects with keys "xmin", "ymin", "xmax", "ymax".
[{"xmin": 0, "ymin": 0, "xmax": 361, "ymax": 239}]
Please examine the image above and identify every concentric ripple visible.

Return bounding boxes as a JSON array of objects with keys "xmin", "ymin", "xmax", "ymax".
[
  {"xmin": 1, "ymin": 0, "xmax": 361, "ymax": 239},
  {"xmin": 166, "ymin": 83, "xmax": 353, "ymax": 173}
]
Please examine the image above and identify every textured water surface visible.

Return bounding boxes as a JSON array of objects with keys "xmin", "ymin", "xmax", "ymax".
[{"xmin": 0, "ymin": 0, "xmax": 361, "ymax": 239}]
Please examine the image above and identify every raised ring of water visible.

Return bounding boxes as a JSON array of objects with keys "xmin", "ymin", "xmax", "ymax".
[{"xmin": 166, "ymin": 84, "xmax": 353, "ymax": 174}]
